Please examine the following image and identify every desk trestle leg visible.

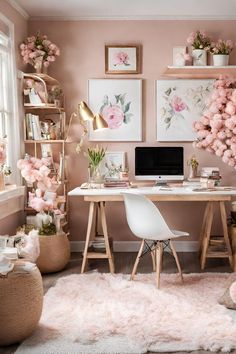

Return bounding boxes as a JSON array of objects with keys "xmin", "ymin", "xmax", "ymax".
[
  {"xmin": 81, "ymin": 201, "xmax": 115, "ymax": 274},
  {"xmin": 200, "ymin": 201, "xmax": 233, "ymax": 270}
]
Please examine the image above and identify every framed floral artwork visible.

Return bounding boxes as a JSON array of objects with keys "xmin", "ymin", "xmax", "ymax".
[
  {"xmin": 100, "ymin": 151, "xmax": 126, "ymax": 180},
  {"xmin": 88, "ymin": 79, "xmax": 142, "ymax": 141},
  {"xmin": 105, "ymin": 45, "xmax": 140, "ymax": 74},
  {"xmin": 156, "ymin": 79, "xmax": 214, "ymax": 141}
]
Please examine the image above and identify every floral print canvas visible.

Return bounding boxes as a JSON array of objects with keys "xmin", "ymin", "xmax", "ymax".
[
  {"xmin": 88, "ymin": 79, "xmax": 142, "ymax": 141},
  {"xmin": 156, "ymin": 79, "xmax": 214, "ymax": 141}
]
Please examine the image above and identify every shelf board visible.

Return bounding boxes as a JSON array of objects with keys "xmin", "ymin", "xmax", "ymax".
[
  {"xmin": 24, "ymin": 139, "xmax": 65, "ymax": 144},
  {"xmin": 163, "ymin": 65, "xmax": 236, "ymax": 79},
  {"xmin": 23, "ymin": 73, "xmax": 60, "ymax": 86},
  {"xmin": 24, "ymin": 105, "xmax": 64, "ymax": 113}
]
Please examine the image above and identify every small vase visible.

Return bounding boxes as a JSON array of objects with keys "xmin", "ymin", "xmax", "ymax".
[
  {"xmin": 88, "ymin": 165, "xmax": 102, "ymax": 184},
  {"xmin": 192, "ymin": 49, "xmax": 207, "ymax": 66},
  {"xmin": 34, "ymin": 61, "xmax": 42, "ymax": 74},
  {"xmin": 0, "ymin": 171, "xmax": 5, "ymax": 191},
  {"xmin": 188, "ymin": 165, "xmax": 198, "ymax": 179},
  {"xmin": 213, "ymin": 54, "xmax": 229, "ymax": 66}
]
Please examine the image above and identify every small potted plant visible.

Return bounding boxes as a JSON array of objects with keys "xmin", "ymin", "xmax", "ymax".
[
  {"xmin": 210, "ymin": 39, "xmax": 234, "ymax": 66},
  {"xmin": 187, "ymin": 30, "xmax": 211, "ymax": 66},
  {"xmin": 187, "ymin": 155, "xmax": 199, "ymax": 179},
  {"xmin": 87, "ymin": 145, "xmax": 106, "ymax": 183}
]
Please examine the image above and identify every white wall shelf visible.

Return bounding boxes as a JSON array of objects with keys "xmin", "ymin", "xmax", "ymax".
[{"xmin": 163, "ymin": 66, "xmax": 236, "ymax": 79}]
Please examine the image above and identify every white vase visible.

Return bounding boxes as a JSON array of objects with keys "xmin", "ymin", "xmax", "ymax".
[
  {"xmin": 213, "ymin": 54, "xmax": 229, "ymax": 66},
  {"xmin": 192, "ymin": 49, "xmax": 207, "ymax": 66}
]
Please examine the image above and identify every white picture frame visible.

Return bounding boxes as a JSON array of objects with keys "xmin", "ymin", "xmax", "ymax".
[
  {"xmin": 100, "ymin": 151, "xmax": 126, "ymax": 180},
  {"xmin": 88, "ymin": 79, "xmax": 142, "ymax": 141},
  {"xmin": 172, "ymin": 46, "xmax": 187, "ymax": 66},
  {"xmin": 156, "ymin": 79, "xmax": 214, "ymax": 142}
]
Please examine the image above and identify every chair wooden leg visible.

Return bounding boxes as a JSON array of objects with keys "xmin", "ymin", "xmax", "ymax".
[
  {"xmin": 151, "ymin": 248, "xmax": 156, "ymax": 271},
  {"xmin": 130, "ymin": 240, "xmax": 145, "ymax": 281},
  {"xmin": 155, "ymin": 241, "xmax": 163, "ymax": 289},
  {"xmin": 169, "ymin": 240, "xmax": 183, "ymax": 282}
]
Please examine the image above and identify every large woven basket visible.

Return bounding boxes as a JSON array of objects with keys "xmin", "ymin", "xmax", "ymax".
[
  {"xmin": 0, "ymin": 261, "xmax": 43, "ymax": 346},
  {"xmin": 230, "ymin": 226, "xmax": 236, "ymax": 272},
  {"xmin": 36, "ymin": 233, "xmax": 70, "ymax": 273}
]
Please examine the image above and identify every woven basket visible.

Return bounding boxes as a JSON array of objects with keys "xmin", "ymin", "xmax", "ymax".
[
  {"xmin": 36, "ymin": 233, "xmax": 70, "ymax": 274},
  {"xmin": 0, "ymin": 261, "xmax": 43, "ymax": 346},
  {"xmin": 230, "ymin": 226, "xmax": 236, "ymax": 272}
]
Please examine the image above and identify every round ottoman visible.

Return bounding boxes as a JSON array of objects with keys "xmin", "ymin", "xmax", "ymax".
[
  {"xmin": 37, "ymin": 233, "xmax": 70, "ymax": 274},
  {"xmin": 0, "ymin": 261, "xmax": 43, "ymax": 346}
]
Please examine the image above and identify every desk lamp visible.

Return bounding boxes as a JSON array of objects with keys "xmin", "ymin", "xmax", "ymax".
[{"xmin": 66, "ymin": 101, "xmax": 108, "ymax": 152}]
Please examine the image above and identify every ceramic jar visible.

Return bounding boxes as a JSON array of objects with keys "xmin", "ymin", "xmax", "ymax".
[
  {"xmin": 213, "ymin": 54, "xmax": 229, "ymax": 66},
  {"xmin": 192, "ymin": 49, "xmax": 207, "ymax": 66}
]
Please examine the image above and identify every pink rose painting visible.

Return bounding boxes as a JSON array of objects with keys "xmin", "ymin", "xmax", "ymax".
[
  {"xmin": 100, "ymin": 94, "xmax": 133, "ymax": 130},
  {"xmin": 113, "ymin": 51, "xmax": 130, "ymax": 67}
]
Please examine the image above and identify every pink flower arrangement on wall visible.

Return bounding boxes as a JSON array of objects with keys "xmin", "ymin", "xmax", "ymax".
[
  {"xmin": 20, "ymin": 33, "xmax": 60, "ymax": 69},
  {"xmin": 193, "ymin": 76, "xmax": 236, "ymax": 168}
]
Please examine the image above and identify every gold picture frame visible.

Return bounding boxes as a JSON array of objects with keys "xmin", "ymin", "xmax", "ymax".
[{"xmin": 105, "ymin": 45, "xmax": 141, "ymax": 74}]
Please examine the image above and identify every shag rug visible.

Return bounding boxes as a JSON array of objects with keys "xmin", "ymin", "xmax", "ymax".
[{"xmin": 16, "ymin": 272, "xmax": 236, "ymax": 354}]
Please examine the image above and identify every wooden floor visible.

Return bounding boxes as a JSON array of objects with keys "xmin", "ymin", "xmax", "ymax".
[{"xmin": 0, "ymin": 251, "xmax": 235, "ymax": 354}]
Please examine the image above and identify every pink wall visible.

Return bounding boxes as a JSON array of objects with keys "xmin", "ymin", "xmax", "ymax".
[
  {"xmin": 0, "ymin": 0, "xmax": 27, "ymax": 235},
  {"xmin": 27, "ymin": 20, "xmax": 236, "ymax": 242}
]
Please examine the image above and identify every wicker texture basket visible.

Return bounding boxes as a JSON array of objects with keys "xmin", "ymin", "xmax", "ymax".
[
  {"xmin": 36, "ymin": 233, "xmax": 70, "ymax": 274},
  {"xmin": 230, "ymin": 226, "xmax": 236, "ymax": 272},
  {"xmin": 0, "ymin": 261, "xmax": 43, "ymax": 346}
]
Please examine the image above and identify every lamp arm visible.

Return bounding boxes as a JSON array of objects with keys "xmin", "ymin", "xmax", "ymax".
[{"xmin": 66, "ymin": 111, "xmax": 88, "ymax": 154}]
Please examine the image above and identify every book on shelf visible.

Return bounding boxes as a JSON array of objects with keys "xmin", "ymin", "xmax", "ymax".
[{"xmin": 25, "ymin": 114, "xmax": 42, "ymax": 140}]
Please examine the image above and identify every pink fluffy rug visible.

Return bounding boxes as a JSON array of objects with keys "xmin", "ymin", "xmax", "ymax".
[{"xmin": 16, "ymin": 272, "xmax": 236, "ymax": 354}]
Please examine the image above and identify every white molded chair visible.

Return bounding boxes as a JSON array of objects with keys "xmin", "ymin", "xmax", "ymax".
[{"xmin": 123, "ymin": 193, "xmax": 189, "ymax": 288}]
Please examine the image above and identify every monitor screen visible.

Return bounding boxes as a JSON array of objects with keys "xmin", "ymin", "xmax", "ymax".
[{"xmin": 135, "ymin": 147, "xmax": 184, "ymax": 182}]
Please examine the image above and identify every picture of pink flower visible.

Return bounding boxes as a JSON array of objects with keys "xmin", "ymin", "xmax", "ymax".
[
  {"xmin": 113, "ymin": 51, "xmax": 130, "ymax": 66},
  {"xmin": 102, "ymin": 105, "xmax": 124, "ymax": 129},
  {"xmin": 100, "ymin": 93, "xmax": 133, "ymax": 130},
  {"xmin": 171, "ymin": 95, "xmax": 187, "ymax": 112}
]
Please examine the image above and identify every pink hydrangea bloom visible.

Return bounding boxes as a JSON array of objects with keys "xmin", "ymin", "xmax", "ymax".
[{"xmin": 102, "ymin": 105, "xmax": 124, "ymax": 129}]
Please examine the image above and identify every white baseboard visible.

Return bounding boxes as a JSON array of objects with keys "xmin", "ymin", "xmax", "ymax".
[{"xmin": 70, "ymin": 240, "xmax": 199, "ymax": 253}]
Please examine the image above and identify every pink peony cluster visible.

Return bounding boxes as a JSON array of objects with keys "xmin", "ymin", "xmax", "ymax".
[
  {"xmin": 187, "ymin": 30, "xmax": 211, "ymax": 50},
  {"xmin": 113, "ymin": 51, "xmax": 130, "ymax": 66},
  {"xmin": 102, "ymin": 105, "xmax": 124, "ymax": 129},
  {"xmin": 17, "ymin": 156, "xmax": 57, "ymax": 191},
  {"xmin": 193, "ymin": 76, "xmax": 236, "ymax": 168},
  {"xmin": 20, "ymin": 33, "xmax": 60, "ymax": 68},
  {"xmin": 28, "ymin": 189, "xmax": 55, "ymax": 213},
  {"xmin": 210, "ymin": 39, "xmax": 234, "ymax": 55}
]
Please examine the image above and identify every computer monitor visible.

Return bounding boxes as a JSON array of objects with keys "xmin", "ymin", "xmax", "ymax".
[{"xmin": 135, "ymin": 147, "xmax": 184, "ymax": 185}]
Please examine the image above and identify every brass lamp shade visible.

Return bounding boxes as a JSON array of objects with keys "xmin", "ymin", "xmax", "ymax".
[
  {"xmin": 78, "ymin": 101, "xmax": 94, "ymax": 121},
  {"xmin": 93, "ymin": 114, "xmax": 108, "ymax": 130}
]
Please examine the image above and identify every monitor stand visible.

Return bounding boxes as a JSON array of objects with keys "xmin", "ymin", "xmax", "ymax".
[{"xmin": 155, "ymin": 180, "xmax": 169, "ymax": 186}]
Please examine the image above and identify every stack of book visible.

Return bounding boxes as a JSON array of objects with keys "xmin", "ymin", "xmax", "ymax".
[
  {"xmin": 200, "ymin": 167, "xmax": 221, "ymax": 187},
  {"xmin": 104, "ymin": 179, "xmax": 130, "ymax": 188},
  {"xmin": 25, "ymin": 114, "xmax": 42, "ymax": 140}
]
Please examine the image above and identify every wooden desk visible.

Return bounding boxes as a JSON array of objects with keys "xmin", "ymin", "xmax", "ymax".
[{"xmin": 68, "ymin": 187, "xmax": 236, "ymax": 272}]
